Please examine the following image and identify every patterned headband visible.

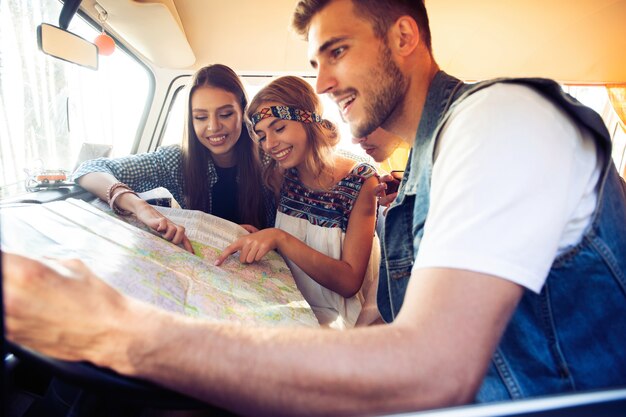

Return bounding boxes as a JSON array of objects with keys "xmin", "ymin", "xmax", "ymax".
[{"xmin": 250, "ymin": 105, "xmax": 330, "ymax": 130}]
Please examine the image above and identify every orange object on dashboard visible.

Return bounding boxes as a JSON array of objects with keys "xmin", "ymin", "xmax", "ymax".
[{"xmin": 35, "ymin": 171, "xmax": 67, "ymax": 183}]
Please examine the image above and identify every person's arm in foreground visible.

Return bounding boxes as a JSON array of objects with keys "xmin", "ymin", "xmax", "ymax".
[
  {"xmin": 215, "ymin": 176, "xmax": 378, "ymax": 298},
  {"xmin": 4, "ymin": 251, "xmax": 523, "ymax": 416},
  {"xmin": 78, "ymin": 171, "xmax": 193, "ymax": 253}
]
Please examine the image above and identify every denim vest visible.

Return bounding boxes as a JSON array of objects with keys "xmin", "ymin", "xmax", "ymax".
[{"xmin": 379, "ymin": 71, "xmax": 626, "ymax": 400}]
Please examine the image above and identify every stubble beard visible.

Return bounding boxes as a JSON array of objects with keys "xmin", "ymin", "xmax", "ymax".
[{"xmin": 351, "ymin": 42, "xmax": 408, "ymax": 138}]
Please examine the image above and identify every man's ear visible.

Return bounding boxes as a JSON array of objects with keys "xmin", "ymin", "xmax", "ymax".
[{"xmin": 388, "ymin": 16, "xmax": 420, "ymax": 57}]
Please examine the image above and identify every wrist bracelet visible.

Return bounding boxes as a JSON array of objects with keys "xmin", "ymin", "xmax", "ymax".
[
  {"xmin": 109, "ymin": 188, "xmax": 138, "ymax": 216},
  {"xmin": 106, "ymin": 181, "xmax": 131, "ymax": 205}
]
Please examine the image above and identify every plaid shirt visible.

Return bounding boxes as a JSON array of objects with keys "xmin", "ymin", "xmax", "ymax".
[{"xmin": 73, "ymin": 145, "xmax": 275, "ymax": 226}]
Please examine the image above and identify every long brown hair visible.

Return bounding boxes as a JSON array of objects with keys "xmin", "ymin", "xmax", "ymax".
[
  {"xmin": 181, "ymin": 64, "xmax": 267, "ymax": 228},
  {"xmin": 245, "ymin": 76, "xmax": 339, "ymax": 195}
]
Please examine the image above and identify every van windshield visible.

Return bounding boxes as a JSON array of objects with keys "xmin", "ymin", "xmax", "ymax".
[{"xmin": 0, "ymin": 0, "xmax": 152, "ymax": 198}]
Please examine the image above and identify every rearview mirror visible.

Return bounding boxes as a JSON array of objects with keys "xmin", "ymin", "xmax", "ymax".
[{"xmin": 37, "ymin": 23, "xmax": 98, "ymax": 70}]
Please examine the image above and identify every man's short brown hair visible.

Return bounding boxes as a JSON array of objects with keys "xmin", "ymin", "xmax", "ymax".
[{"xmin": 292, "ymin": 0, "xmax": 432, "ymax": 52}]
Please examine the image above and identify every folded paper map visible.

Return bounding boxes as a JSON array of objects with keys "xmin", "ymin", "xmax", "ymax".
[{"xmin": 1, "ymin": 198, "xmax": 318, "ymax": 327}]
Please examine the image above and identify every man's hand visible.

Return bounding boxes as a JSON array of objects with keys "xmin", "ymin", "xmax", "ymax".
[
  {"xmin": 375, "ymin": 173, "xmax": 399, "ymax": 209},
  {"xmin": 214, "ymin": 228, "xmax": 285, "ymax": 266},
  {"xmin": 3, "ymin": 253, "xmax": 140, "ymax": 371}
]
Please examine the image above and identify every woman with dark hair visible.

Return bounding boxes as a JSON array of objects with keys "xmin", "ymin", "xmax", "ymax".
[
  {"xmin": 74, "ymin": 64, "xmax": 274, "ymax": 252},
  {"xmin": 216, "ymin": 76, "xmax": 381, "ymax": 329}
]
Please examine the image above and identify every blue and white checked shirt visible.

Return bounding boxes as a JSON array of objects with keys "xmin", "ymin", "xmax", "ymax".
[{"xmin": 73, "ymin": 145, "xmax": 275, "ymax": 226}]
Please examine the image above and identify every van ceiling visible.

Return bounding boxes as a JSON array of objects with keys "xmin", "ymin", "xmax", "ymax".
[
  {"xmin": 81, "ymin": 0, "xmax": 626, "ymax": 84},
  {"xmin": 428, "ymin": 0, "xmax": 626, "ymax": 84}
]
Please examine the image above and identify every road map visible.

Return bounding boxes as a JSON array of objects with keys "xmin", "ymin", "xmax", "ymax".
[{"xmin": 1, "ymin": 198, "xmax": 319, "ymax": 327}]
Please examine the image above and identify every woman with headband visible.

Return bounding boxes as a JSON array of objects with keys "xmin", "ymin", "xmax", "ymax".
[
  {"xmin": 215, "ymin": 76, "xmax": 381, "ymax": 328},
  {"xmin": 74, "ymin": 64, "xmax": 275, "ymax": 252}
]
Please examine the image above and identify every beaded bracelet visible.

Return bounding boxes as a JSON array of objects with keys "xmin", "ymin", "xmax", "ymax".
[
  {"xmin": 109, "ymin": 188, "xmax": 138, "ymax": 216},
  {"xmin": 106, "ymin": 181, "xmax": 132, "ymax": 205}
]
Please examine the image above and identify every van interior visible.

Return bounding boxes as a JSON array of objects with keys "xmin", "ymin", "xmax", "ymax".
[{"xmin": 1, "ymin": 0, "xmax": 625, "ymax": 416}]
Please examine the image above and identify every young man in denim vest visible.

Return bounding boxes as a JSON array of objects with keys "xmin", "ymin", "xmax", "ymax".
[
  {"xmin": 4, "ymin": 0, "xmax": 625, "ymax": 415},
  {"xmin": 296, "ymin": 0, "xmax": 626, "ymax": 402}
]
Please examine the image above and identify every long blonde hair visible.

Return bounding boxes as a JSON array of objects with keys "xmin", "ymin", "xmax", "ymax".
[{"xmin": 245, "ymin": 76, "xmax": 339, "ymax": 195}]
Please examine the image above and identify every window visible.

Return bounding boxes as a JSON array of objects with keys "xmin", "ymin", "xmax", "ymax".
[
  {"xmin": 0, "ymin": 0, "xmax": 152, "ymax": 198},
  {"xmin": 565, "ymin": 85, "xmax": 626, "ymax": 175},
  {"xmin": 161, "ymin": 85, "xmax": 188, "ymax": 147}
]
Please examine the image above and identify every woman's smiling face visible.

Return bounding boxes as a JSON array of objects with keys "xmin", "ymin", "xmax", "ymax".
[
  {"xmin": 252, "ymin": 103, "xmax": 310, "ymax": 170},
  {"xmin": 191, "ymin": 86, "xmax": 243, "ymax": 167}
]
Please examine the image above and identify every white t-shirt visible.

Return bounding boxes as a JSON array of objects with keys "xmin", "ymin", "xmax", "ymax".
[{"xmin": 413, "ymin": 83, "xmax": 601, "ymax": 293}]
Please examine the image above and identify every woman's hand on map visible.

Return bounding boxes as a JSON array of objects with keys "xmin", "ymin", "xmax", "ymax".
[
  {"xmin": 214, "ymin": 228, "xmax": 286, "ymax": 266},
  {"xmin": 135, "ymin": 203, "xmax": 194, "ymax": 253}
]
